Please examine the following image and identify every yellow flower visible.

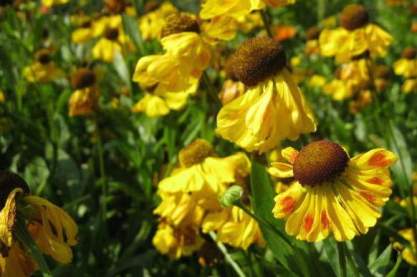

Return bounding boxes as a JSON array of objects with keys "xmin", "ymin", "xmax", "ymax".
[
  {"xmin": 42, "ymin": 0, "xmax": 68, "ymax": 7},
  {"xmin": 68, "ymin": 87, "xmax": 99, "ymax": 117},
  {"xmin": 91, "ymin": 15, "xmax": 131, "ymax": 62},
  {"xmin": 139, "ymin": 2, "xmax": 177, "ymax": 41},
  {"xmin": 132, "ymin": 92, "xmax": 190, "ymax": 117},
  {"xmin": 68, "ymin": 68, "xmax": 99, "ymax": 117},
  {"xmin": 216, "ymin": 37, "xmax": 316, "ymax": 153},
  {"xmin": 394, "ymin": 228, "xmax": 417, "ymax": 266},
  {"xmin": 323, "ymin": 79, "xmax": 353, "ymax": 101},
  {"xmin": 25, "ymin": 196, "xmax": 78, "ymax": 264},
  {"xmin": 152, "ymin": 222, "xmax": 204, "ymax": 260},
  {"xmin": 308, "ymin": 75, "xmax": 326, "ymax": 88},
  {"xmin": 219, "ymin": 79, "xmax": 245, "ymax": 105},
  {"xmin": 0, "ymin": 171, "xmax": 77, "ymax": 274},
  {"xmin": 349, "ymin": 90, "xmax": 372, "ymax": 113},
  {"xmin": 394, "ymin": 48, "xmax": 417, "ymax": 78},
  {"xmin": 268, "ymin": 140, "xmax": 396, "ymax": 241},
  {"xmin": 200, "ymin": 0, "xmax": 295, "ymax": 19},
  {"xmin": 202, "ymin": 206, "xmax": 264, "ymax": 249},
  {"xmin": 402, "ymin": 79, "xmax": 417, "ymax": 94},
  {"xmin": 319, "ymin": 4, "xmax": 392, "ymax": 63},
  {"xmin": 0, "ymin": 244, "xmax": 36, "ymax": 277},
  {"xmin": 23, "ymin": 49, "xmax": 63, "ymax": 83},
  {"xmin": 0, "ymin": 90, "xmax": 5, "ymax": 103},
  {"xmin": 72, "ymin": 21, "xmax": 94, "ymax": 44}
]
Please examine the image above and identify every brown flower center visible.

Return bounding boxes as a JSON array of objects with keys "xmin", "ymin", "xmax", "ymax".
[
  {"xmin": 225, "ymin": 37, "xmax": 287, "ymax": 87},
  {"xmin": 105, "ymin": 28, "xmax": 119, "ymax": 40},
  {"xmin": 374, "ymin": 64, "xmax": 391, "ymax": 79},
  {"xmin": 401, "ymin": 47, "xmax": 417, "ymax": 59},
  {"xmin": 36, "ymin": 49, "xmax": 51, "ymax": 65},
  {"xmin": 306, "ymin": 26, "xmax": 321, "ymax": 41},
  {"xmin": 161, "ymin": 13, "xmax": 200, "ymax": 37},
  {"xmin": 179, "ymin": 139, "xmax": 214, "ymax": 168},
  {"xmin": 293, "ymin": 140, "xmax": 349, "ymax": 186},
  {"xmin": 340, "ymin": 4, "xmax": 369, "ymax": 31},
  {"xmin": 104, "ymin": 0, "xmax": 127, "ymax": 14},
  {"xmin": 71, "ymin": 68, "xmax": 96, "ymax": 89},
  {"xmin": 0, "ymin": 171, "xmax": 30, "ymax": 208}
]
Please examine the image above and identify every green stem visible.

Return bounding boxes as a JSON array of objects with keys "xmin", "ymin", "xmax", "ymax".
[
  {"xmin": 209, "ymin": 232, "xmax": 246, "ymax": 277},
  {"xmin": 260, "ymin": 10, "xmax": 273, "ymax": 38},
  {"xmin": 337, "ymin": 242, "xmax": 347, "ymax": 277},
  {"xmin": 95, "ymin": 118, "xmax": 107, "ymax": 221}
]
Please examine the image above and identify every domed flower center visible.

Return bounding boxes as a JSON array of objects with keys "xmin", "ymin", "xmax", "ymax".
[
  {"xmin": 374, "ymin": 65, "xmax": 391, "ymax": 79},
  {"xmin": 340, "ymin": 4, "xmax": 369, "ymax": 31},
  {"xmin": 161, "ymin": 12, "xmax": 200, "ymax": 37},
  {"xmin": 0, "ymin": 171, "xmax": 30, "ymax": 208},
  {"xmin": 179, "ymin": 139, "xmax": 214, "ymax": 168},
  {"xmin": 293, "ymin": 140, "xmax": 349, "ymax": 186},
  {"xmin": 71, "ymin": 68, "xmax": 96, "ymax": 89},
  {"xmin": 105, "ymin": 0, "xmax": 126, "ymax": 14},
  {"xmin": 36, "ymin": 49, "xmax": 51, "ymax": 65},
  {"xmin": 225, "ymin": 37, "xmax": 287, "ymax": 87},
  {"xmin": 105, "ymin": 28, "xmax": 119, "ymax": 40},
  {"xmin": 402, "ymin": 47, "xmax": 417, "ymax": 60},
  {"xmin": 306, "ymin": 26, "xmax": 321, "ymax": 41}
]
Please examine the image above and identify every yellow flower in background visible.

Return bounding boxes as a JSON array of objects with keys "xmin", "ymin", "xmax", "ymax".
[
  {"xmin": 200, "ymin": 0, "xmax": 295, "ymax": 19},
  {"xmin": 216, "ymin": 37, "xmax": 316, "ymax": 153},
  {"xmin": 268, "ymin": 140, "xmax": 396, "ymax": 242},
  {"xmin": 23, "ymin": 49, "xmax": 63, "ymax": 83},
  {"xmin": 305, "ymin": 26, "xmax": 321, "ymax": 56},
  {"xmin": 42, "ymin": 0, "xmax": 68, "ymax": 8},
  {"xmin": 319, "ymin": 4, "xmax": 392, "ymax": 63},
  {"xmin": 339, "ymin": 58, "xmax": 370, "ymax": 89},
  {"xmin": 0, "ymin": 90, "xmax": 5, "ymax": 103},
  {"xmin": 91, "ymin": 15, "xmax": 132, "ymax": 62},
  {"xmin": 394, "ymin": 48, "xmax": 417, "ymax": 78},
  {"xmin": 68, "ymin": 68, "xmax": 99, "ymax": 117},
  {"xmin": 202, "ymin": 206, "xmax": 264, "ymax": 249},
  {"xmin": 323, "ymin": 79, "xmax": 353, "ymax": 101},
  {"xmin": 153, "ymin": 222, "xmax": 204, "ymax": 260},
  {"xmin": 402, "ymin": 79, "xmax": 417, "ymax": 94},
  {"xmin": 139, "ymin": 1, "xmax": 177, "ymax": 41},
  {"xmin": 394, "ymin": 229, "xmax": 417, "ymax": 265},
  {"xmin": 71, "ymin": 21, "xmax": 94, "ymax": 44},
  {"xmin": 25, "ymin": 196, "xmax": 78, "ymax": 264},
  {"xmin": 0, "ymin": 171, "xmax": 78, "ymax": 275},
  {"xmin": 349, "ymin": 90, "xmax": 373, "ymax": 113},
  {"xmin": 308, "ymin": 75, "xmax": 326, "ymax": 88}
]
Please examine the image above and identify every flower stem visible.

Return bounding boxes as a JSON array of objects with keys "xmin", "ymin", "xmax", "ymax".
[
  {"xmin": 209, "ymin": 232, "xmax": 246, "ymax": 277},
  {"xmin": 337, "ymin": 242, "xmax": 347, "ymax": 277},
  {"xmin": 260, "ymin": 9, "xmax": 273, "ymax": 38}
]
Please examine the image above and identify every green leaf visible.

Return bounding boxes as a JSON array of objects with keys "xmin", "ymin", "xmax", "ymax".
[
  {"xmin": 368, "ymin": 245, "xmax": 392, "ymax": 277},
  {"xmin": 250, "ymin": 161, "xmax": 315, "ymax": 276}
]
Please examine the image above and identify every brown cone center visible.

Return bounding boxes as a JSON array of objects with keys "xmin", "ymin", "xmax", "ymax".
[
  {"xmin": 225, "ymin": 37, "xmax": 287, "ymax": 87},
  {"xmin": 179, "ymin": 139, "xmax": 214, "ymax": 168},
  {"xmin": 293, "ymin": 140, "xmax": 349, "ymax": 186},
  {"xmin": 105, "ymin": 28, "xmax": 119, "ymax": 40},
  {"xmin": 161, "ymin": 13, "xmax": 200, "ymax": 37},
  {"xmin": 71, "ymin": 68, "xmax": 96, "ymax": 89},
  {"xmin": 340, "ymin": 4, "xmax": 369, "ymax": 31},
  {"xmin": 402, "ymin": 47, "xmax": 417, "ymax": 59}
]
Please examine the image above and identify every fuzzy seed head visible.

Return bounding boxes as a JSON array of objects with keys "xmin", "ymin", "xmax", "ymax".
[
  {"xmin": 374, "ymin": 65, "xmax": 391, "ymax": 79},
  {"xmin": 71, "ymin": 68, "xmax": 96, "ymax": 89},
  {"xmin": 306, "ymin": 26, "xmax": 321, "ymax": 41},
  {"xmin": 105, "ymin": 27, "xmax": 119, "ymax": 40},
  {"xmin": 293, "ymin": 140, "xmax": 349, "ymax": 186},
  {"xmin": 161, "ymin": 13, "xmax": 200, "ymax": 37},
  {"xmin": 340, "ymin": 4, "xmax": 369, "ymax": 31},
  {"xmin": 225, "ymin": 37, "xmax": 287, "ymax": 87},
  {"xmin": 179, "ymin": 139, "xmax": 214, "ymax": 168},
  {"xmin": 401, "ymin": 47, "xmax": 417, "ymax": 59},
  {"xmin": 36, "ymin": 49, "xmax": 51, "ymax": 64}
]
